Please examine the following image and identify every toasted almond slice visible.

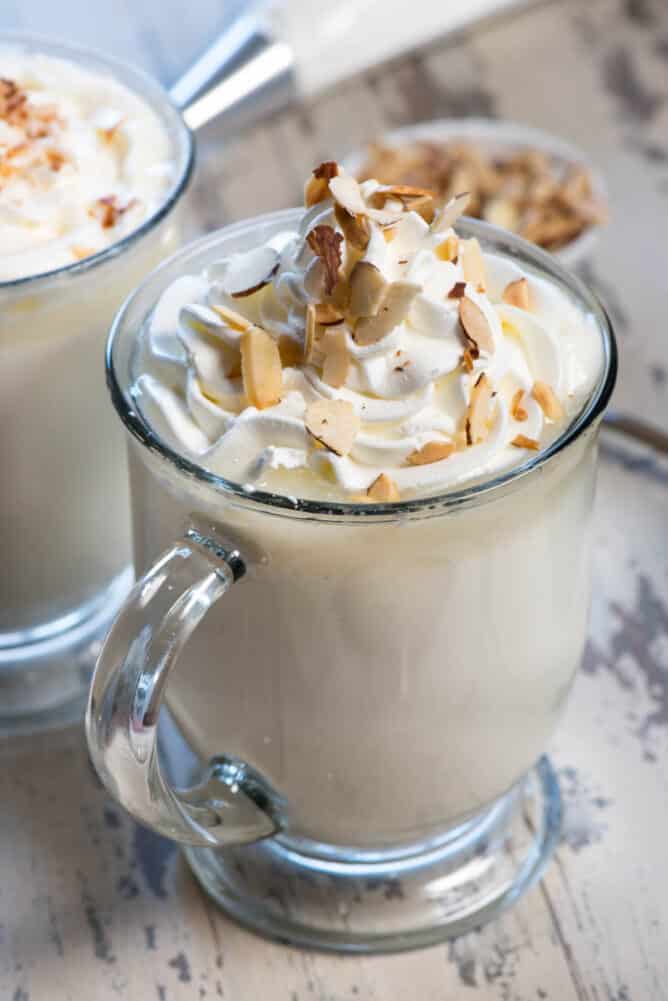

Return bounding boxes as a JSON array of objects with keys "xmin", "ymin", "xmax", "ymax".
[
  {"xmin": 354, "ymin": 281, "xmax": 421, "ymax": 346},
  {"xmin": 305, "ymin": 161, "xmax": 339, "ymax": 207},
  {"xmin": 459, "ymin": 296, "xmax": 494, "ymax": 355},
  {"xmin": 511, "ymin": 388, "xmax": 528, "ymax": 422},
  {"xmin": 465, "ymin": 372, "xmax": 494, "ymax": 445},
  {"xmin": 304, "ymin": 304, "xmax": 324, "ymax": 364},
  {"xmin": 406, "ymin": 440, "xmax": 455, "ymax": 465},
  {"xmin": 448, "ymin": 281, "xmax": 467, "ymax": 300},
  {"xmin": 405, "ymin": 193, "xmax": 436, "ymax": 223},
  {"xmin": 321, "ymin": 329, "xmax": 350, "ymax": 388},
  {"xmin": 367, "ymin": 473, "xmax": 400, "ymax": 502},
  {"xmin": 211, "ymin": 303, "xmax": 253, "ymax": 332},
  {"xmin": 306, "ymin": 225, "xmax": 343, "ymax": 296},
  {"xmin": 221, "ymin": 246, "xmax": 279, "ymax": 298},
  {"xmin": 383, "ymin": 227, "xmax": 396, "ymax": 243},
  {"xmin": 532, "ymin": 380, "xmax": 564, "ymax": 420},
  {"xmin": 431, "ymin": 191, "xmax": 470, "ymax": 234},
  {"xmin": 511, "ymin": 434, "xmax": 540, "ymax": 450},
  {"xmin": 483, "ymin": 196, "xmax": 519, "ymax": 231},
  {"xmin": 502, "ymin": 277, "xmax": 531, "ymax": 310},
  {"xmin": 460, "ymin": 237, "xmax": 486, "ymax": 291},
  {"xmin": 305, "ymin": 399, "xmax": 360, "ymax": 456},
  {"xmin": 329, "ymin": 173, "xmax": 402, "ymax": 225},
  {"xmin": 349, "ymin": 260, "xmax": 388, "ymax": 318},
  {"xmin": 240, "ymin": 327, "xmax": 283, "ymax": 409},
  {"xmin": 435, "ymin": 234, "xmax": 459, "ymax": 262},
  {"xmin": 278, "ymin": 335, "xmax": 303, "ymax": 368},
  {"xmin": 314, "ymin": 303, "xmax": 344, "ymax": 325},
  {"xmin": 462, "ymin": 349, "xmax": 475, "ymax": 373},
  {"xmin": 334, "ymin": 203, "xmax": 370, "ymax": 251}
]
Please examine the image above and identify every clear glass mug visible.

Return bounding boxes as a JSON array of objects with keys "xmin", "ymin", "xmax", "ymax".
[
  {"xmin": 0, "ymin": 35, "xmax": 193, "ymax": 730},
  {"xmin": 86, "ymin": 212, "xmax": 617, "ymax": 952}
]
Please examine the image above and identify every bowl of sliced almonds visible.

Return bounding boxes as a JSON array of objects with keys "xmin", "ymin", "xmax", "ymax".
[{"xmin": 342, "ymin": 119, "xmax": 608, "ymax": 269}]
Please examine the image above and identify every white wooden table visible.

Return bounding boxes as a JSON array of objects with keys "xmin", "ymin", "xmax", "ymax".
[{"xmin": 2, "ymin": 1, "xmax": 668, "ymax": 998}]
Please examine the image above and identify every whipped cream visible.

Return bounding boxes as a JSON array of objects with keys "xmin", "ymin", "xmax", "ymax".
[
  {"xmin": 0, "ymin": 48, "xmax": 174, "ymax": 281},
  {"xmin": 133, "ymin": 166, "xmax": 603, "ymax": 502}
]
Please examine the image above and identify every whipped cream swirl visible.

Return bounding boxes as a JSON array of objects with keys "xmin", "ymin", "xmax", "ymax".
[
  {"xmin": 0, "ymin": 47, "xmax": 174, "ymax": 281},
  {"xmin": 133, "ymin": 167, "xmax": 603, "ymax": 503}
]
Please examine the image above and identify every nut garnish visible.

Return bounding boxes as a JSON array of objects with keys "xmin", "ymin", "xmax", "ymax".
[
  {"xmin": 367, "ymin": 473, "xmax": 400, "ymax": 502},
  {"xmin": 431, "ymin": 191, "xmax": 471, "ymax": 234},
  {"xmin": 511, "ymin": 434, "xmax": 540, "ymax": 450},
  {"xmin": 305, "ymin": 399, "xmax": 360, "ymax": 456},
  {"xmin": 305, "ymin": 161, "xmax": 339, "ymax": 207},
  {"xmin": 278, "ymin": 335, "xmax": 303, "ymax": 368},
  {"xmin": 448, "ymin": 281, "xmax": 467, "ymax": 300},
  {"xmin": 304, "ymin": 304, "xmax": 324, "ymax": 364},
  {"xmin": 89, "ymin": 195, "xmax": 136, "ymax": 229},
  {"xmin": 511, "ymin": 388, "xmax": 528, "ymax": 422},
  {"xmin": 465, "ymin": 372, "xmax": 494, "ymax": 445},
  {"xmin": 460, "ymin": 238, "xmax": 486, "ymax": 291},
  {"xmin": 329, "ymin": 172, "xmax": 403, "ymax": 226},
  {"xmin": 354, "ymin": 281, "xmax": 420, "ymax": 346},
  {"xmin": 70, "ymin": 245, "xmax": 95, "ymax": 260},
  {"xmin": 435, "ymin": 234, "xmax": 459, "ymax": 262},
  {"xmin": 334, "ymin": 202, "xmax": 370, "ymax": 251},
  {"xmin": 407, "ymin": 440, "xmax": 455, "ymax": 465},
  {"xmin": 240, "ymin": 327, "xmax": 283, "ymax": 409},
  {"xmin": 321, "ymin": 328, "xmax": 350, "ymax": 388},
  {"xmin": 211, "ymin": 303, "xmax": 253, "ymax": 332},
  {"xmin": 306, "ymin": 225, "xmax": 343, "ymax": 296},
  {"xmin": 459, "ymin": 296, "xmax": 494, "ymax": 355},
  {"xmin": 314, "ymin": 303, "xmax": 344, "ymax": 325},
  {"xmin": 349, "ymin": 260, "xmax": 388, "ymax": 318},
  {"xmin": 532, "ymin": 380, "xmax": 564, "ymax": 420},
  {"xmin": 220, "ymin": 246, "xmax": 279, "ymax": 298},
  {"xmin": 368, "ymin": 184, "xmax": 435, "ymax": 223},
  {"xmin": 462, "ymin": 349, "xmax": 475, "ymax": 373},
  {"xmin": 502, "ymin": 277, "xmax": 531, "ymax": 310}
]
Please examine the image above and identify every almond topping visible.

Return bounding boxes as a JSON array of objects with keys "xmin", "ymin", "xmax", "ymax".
[
  {"xmin": 221, "ymin": 246, "xmax": 279, "ymax": 298},
  {"xmin": 306, "ymin": 225, "xmax": 343, "ymax": 296},
  {"xmin": 502, "ymin": 277, "xmax": 531, "ymax": 310},
  {"xmin": 462, "ymin": 349, "xmax": 475, "ymax": 373},
  {"xmin": 511, "ymin": 388, "xmax": 528, "ymax": 422},
  {"xmin": 448, "ymin": 281, "xmax": 467, "ymax": 300},
  {"xmin": 278, "ymin": 335, "xmax": 303, "ymax": 368},
  {"xmin": 431, "ymin": 191, "xmax": 470, "ymax": 234},
  {"xmin": 70, "ymin": 245, "xmax": 94, "ymax": 261},
  {"xmin": 305, "ymin": 399, "xmax": 359, "ymax": 456},
  {"xmin": 435, "ymin": 234, "xmax": 459, "ymax": 262},
  {"xmin": 407, "ymin": 441, "xmax": 455, "ymax": 465},
  {"xmin": 321, "ymin": 328, "xmax": 350, "ymax": 389},
  {"xmin": 532, "ymin": 380, "xmax": 564, "ymax": 420},
  {"xmin": 304, "ymin": 304, "xmax": 324, "ymax": 365},
  {"xmin": 304, "ymin": 161, "xmax": 339, "ymax": 207},
  {"xmin": 334, "ymin": 203, "xmax": 370, "ymax": 251},
  {"xmin": 383, "ymin": 227, "xmax": 396, "ymax": 243},
  {"xmin": 459, "ymin": 296, "xmax": 494, "ymax": 355},
  {"xmin": 511, "ymin": 434, "xmax": 540, "ymax": 450},
  {"xmin": 314, "ymin": 303, "xmax": 344, "ymax": 325},
  {"xmin": 367, "ymin": 473, "xmax": 400, "ymax": 502},
  {"xmin": 211, "ymin": 303, "xmax": 253, "ymax": 332},
  {"xmin": 329, "ymin": 172, "xmax": 402, "ymax": 226},
  {"xmin": 460, "ymin": 237, "xmax": 486, "ymax": 290},
  {"xmin": 240, "ymin": 327, "xmax": 283, "ymax": 410},
  {"xmin": 88, "ymin": 195, "xmax": 136, "ymax": 229},
  {"xmin": 465, "ymin": 372, "xmax": 494, "ymax": 445},
  {"xmin": 349, "ymin": 260, "xmax": 388, "ymax": 318},
  {"xmin": 354, "ymin": 281, "xmax": 420, "ymax": 346}
]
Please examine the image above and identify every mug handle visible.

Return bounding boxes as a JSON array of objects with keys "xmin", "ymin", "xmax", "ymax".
[{"xmin": 85, "ymin": 527, "xmax": 283, "ymax": 847}]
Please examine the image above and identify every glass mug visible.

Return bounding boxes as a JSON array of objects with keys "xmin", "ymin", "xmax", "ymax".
[
  {"xmin": 0, "ymin": 34, "xmax": 193, "ymax": 730},
  {"xmin": 86, "ymin": 213, "xmax": 616, "ymax": 952}
]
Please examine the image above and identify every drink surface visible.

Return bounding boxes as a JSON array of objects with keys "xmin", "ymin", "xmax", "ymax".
[
  {"xmin": 0, "ymin": 46, "xmax": 173, "ymax": 282},
  {"xmin": 133, "ymin": 163, "xmax": 604, "ymax": 504}
]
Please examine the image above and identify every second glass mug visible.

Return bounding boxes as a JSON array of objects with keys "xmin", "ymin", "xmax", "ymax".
[{"xmin": 87, "ymin": 213, "xmax": 617, "ymax": 952}]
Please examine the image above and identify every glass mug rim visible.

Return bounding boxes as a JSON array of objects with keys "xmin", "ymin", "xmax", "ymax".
[
  {"xmin": 0, "ymin": 30, "xmax": 195, "ymax": 294},
  {"xmin": 107, "ymin": 208, "xmax": 618, "ymax": 523}
]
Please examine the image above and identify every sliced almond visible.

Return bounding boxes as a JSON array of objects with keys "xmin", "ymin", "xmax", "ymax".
[
  {"xmin": 334, "ymin": 202, "xmax": 370, "ymax": 251},
  {"xmin": 435, "ymin": 234, "xmax": 459, "ymax": 262},
  {"xmin": 348, "ymin": 260, "xmax": 388, "ymax": 318},
  {"xmin": 70, "ymin": 245, "xmax": 94, "ymax": 260},
  {"xmin": 502, "ymin": 277, "xmax": 531, "ymax": 310},
  {"xmin": 240, "ymin": 326, "xmax": 282, "ymax": 410},
  {"xmin": 383, "ymin": 227, "xmax": 396, "ymax": 243},
  {"xmin": 278, "ymin": 335, "xmax": 303, "ymax": 368},
  {"xmin": 369, "ymin": 185, "xmax": 435, "ymax": 223},
  {"xmin": 321, "ymin": 329, "xmax": 350, "ymax": 388},
  {"xmin": 306, "ymin": 225, "xmax": 343, "ymax": 296},
  {"xmin": 511, "ymin": 388, "xmax": 528, "ymax": 422},
  {"xmin": 532, "ymin": 380, "xmax": 564, "ymax": 420},
  {"xmin": 465, "ymin": 372, "xmax": 494, "ymax": 445},
  {"xmin": 459, "ymin": 296, "xmax": 494, "ymax": 355},
  {"xmin": 305, "ymin": 399, "xmax": 359, "ymax": 456},
  {"xmin": 511, "ymin": 434, "xmax": 540, "ymax": 450},
  {"xmin": 462, "ymin": 349, "xmax": 475, "ymax": 373},
  {"xmin": 406, "ymin": 441, "xmax": 455, "ymax": 465},
  {"xmin": 431, "ymin": 191, "xmax": 470, "ymax": 234},
  {"xmin": 460, "ymin": 237, "xmax": 486, "ymax": 291},
  {"xmin": 314, "ymin": 303, "xmax": 344, "ymax": 325},
  {"xmin": 304, "ymin": 304, "xmax": 325, "ymax": 365},
  {"xmin": 354, "ymin": 281, "xmax": 420, "ymax": 346},
  {"xmin": 211, "ymin": 303, "xmax": 253, "ymax": 332},
  {"xmin": 367, "ymin": 473, "xmax": 400, "ymax": 502},
  {"xmin": 304, "ymin": 161, "xmax": 339, "ymax": 207},
  {"xmin": 329, "ymin": 173, "xmax": 402, "ymax": 226},
  {"xmin": 221, "ymin": 246, "xmax": 279, "ymax": 298},
  {"xmin": 483, "ymin": 196, "xmax": 519, "ymax": 231},
  {"xmin": 448, "ymin": 281, "xmax": 467, "ymax": 300}
]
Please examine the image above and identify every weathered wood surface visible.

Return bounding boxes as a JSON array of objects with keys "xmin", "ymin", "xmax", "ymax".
[{"xmin": 2, "ymin": 0, "xmax": 668, "ymax": 998}]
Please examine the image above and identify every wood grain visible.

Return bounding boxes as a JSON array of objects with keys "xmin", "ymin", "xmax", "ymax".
[{"xmin": 1, "ymin": 0, "xmax": 668, "ymax": 998}]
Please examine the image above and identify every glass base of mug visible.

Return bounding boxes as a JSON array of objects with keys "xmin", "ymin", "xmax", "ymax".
[
  {"xmin": 184, "ymin": 755, "xmax": 560, "ymax": 953},
  {"xmin": 0, "ymin": 568, "xmax": 133, "ymax": 736}
]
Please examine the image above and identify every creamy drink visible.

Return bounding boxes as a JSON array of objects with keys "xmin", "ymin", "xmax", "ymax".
[
  {"xmin": 0, "ymin": 38, "xmax": 192, "ymax": 725},
  {"xmin": 88, "ymin": 163, "xmax": 615, "ymax": 949}
]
